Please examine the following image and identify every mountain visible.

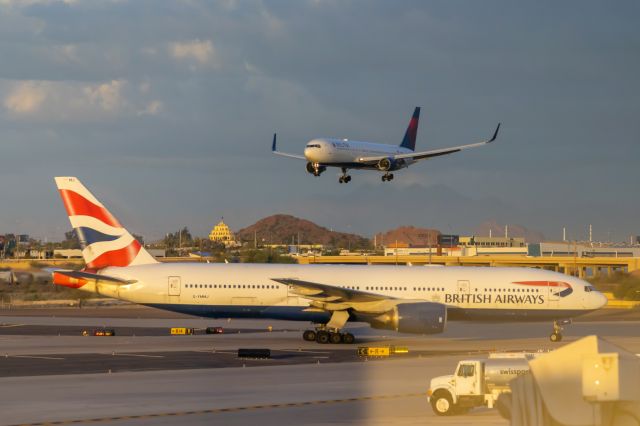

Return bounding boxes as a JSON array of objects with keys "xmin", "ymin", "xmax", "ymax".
[
  {"xmin": 375, "ymin": 226, "xmax": 440, "ymax": 247},
  {"xmin": 236, "ymin": 214, "xmax": 371, "ymax": 249},
  {"xmin": 473, "ymin": 220, "xmax": 545, "ymax": 243}
]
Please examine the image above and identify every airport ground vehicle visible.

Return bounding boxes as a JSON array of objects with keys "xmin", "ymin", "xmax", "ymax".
[{"xmin": 427, "ymin": 353, "xmax": 538, "ymax": 416}]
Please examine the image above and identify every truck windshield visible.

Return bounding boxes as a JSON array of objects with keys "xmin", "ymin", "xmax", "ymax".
[{"xmin": 457, "ymin": 364, "xmax": 475, "ymax": 377}]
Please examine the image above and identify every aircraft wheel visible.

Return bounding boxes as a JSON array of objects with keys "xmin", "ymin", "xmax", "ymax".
[
  {"xmin": 303, "ymin": 330, "xmax": 316, "ymax": 341},
  {"xmin": 381, "ymin": 175, "xmax": 387, "ymax": 182},
  {"xmin": 342, "ymin": 333, "xmax": 355, "ymax": 344},
  {"xmin": 550, "ymin": 332, "xmax": 562, "ymax": 342},
  {"xmin": 338, "ymin": 177, "xmax": 344, "ymax": 184},
  {"xmin": 316, "ymin": 330, "xmax": 330, "ymax": 344},
  {"xmin": 329, "ymin": 332, "xmax": 342, "ymax": 344},
  {"xmin": 345, "ymin": 176, "xmax": 351, "ymax": 183},
  {"xmin": 388, "ymin": 173, "xmax": 394, "ymax": 181}
]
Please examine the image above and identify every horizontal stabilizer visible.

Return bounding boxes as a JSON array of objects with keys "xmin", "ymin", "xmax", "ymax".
[
  {"xmin": 271, "ymin": 134, "xmax": 306, "ymax": 160},
  {"xmin": 53, "ymin": 270, "xmax": 136, "ymax": 289}
]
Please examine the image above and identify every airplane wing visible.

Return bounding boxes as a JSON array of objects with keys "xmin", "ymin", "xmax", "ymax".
[
  {"xmin": 271, "ymin": 134, "xmax": 306, "ymax": 160},
  {"xmin": 356, "ymin": 123, "xmax": 501, "ymax": 164},
  {"xmin": 271, "ymin": 278, "xmax": 397, "ymax": 304}
]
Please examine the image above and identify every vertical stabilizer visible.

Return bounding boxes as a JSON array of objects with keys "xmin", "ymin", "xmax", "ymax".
[
  {"xmin": 399, "ymin": 107, "xmax": 421, "ymax": 151},
  {"xmin": 54, "ymin": 177, "xmax": 158, "ymax": 270}
]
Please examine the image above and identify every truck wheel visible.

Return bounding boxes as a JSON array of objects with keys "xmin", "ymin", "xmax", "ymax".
[{"xmin": 431, "ymin": 391, "xmax": 455, "ymax": 416}]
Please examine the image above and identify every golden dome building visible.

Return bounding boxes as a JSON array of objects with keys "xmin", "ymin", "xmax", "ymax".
[{"xmin": 209, "ymin": 218, "xmax": 237, "ymax": 247}]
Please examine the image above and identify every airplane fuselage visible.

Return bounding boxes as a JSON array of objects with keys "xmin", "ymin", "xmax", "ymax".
[
  {"xmin": 304, "ymin": 138, "xmax": 415, "ymax": 170},
  {"xmin": 80, "ymin": 263, "xmax": 606, "ymax": 324}
]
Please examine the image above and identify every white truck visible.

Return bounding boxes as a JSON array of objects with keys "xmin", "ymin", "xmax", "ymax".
[{"xmin": 427, "ymin": 353, "xmax": 538, "ymax": 416}]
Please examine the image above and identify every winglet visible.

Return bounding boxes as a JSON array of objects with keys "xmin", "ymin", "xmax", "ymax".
[
  {"xmin": 489, "ymin": 123, "xmax": 501, "ymax": 143},
  {"xmin": 272, "ymin": 133, "xmax": 277, "ymax": 152}
]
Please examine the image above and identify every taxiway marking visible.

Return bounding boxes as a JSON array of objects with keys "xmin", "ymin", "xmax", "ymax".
[
  {"xmin": 11, "ymin": 392, "xmax": 426, "ymax": 425},
  {"xmin": 11, "ymin": 355, "xmax": 65, "ymax": 360}
]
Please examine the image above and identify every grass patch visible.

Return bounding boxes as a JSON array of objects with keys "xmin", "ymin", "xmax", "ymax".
[{"xmin": 588, "ymin": 272, "xmax": 640, "ymax": 301}]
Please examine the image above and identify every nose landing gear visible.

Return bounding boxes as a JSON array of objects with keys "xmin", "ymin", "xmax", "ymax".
[{"xmin": 550, "ymin": 319, "xmax": 571, "ymax": 342}]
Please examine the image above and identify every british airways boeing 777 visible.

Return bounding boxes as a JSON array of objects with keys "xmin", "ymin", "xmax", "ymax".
[{"xmin": 52, "ymin": 177, "xmax": 605, "ymax": 344}]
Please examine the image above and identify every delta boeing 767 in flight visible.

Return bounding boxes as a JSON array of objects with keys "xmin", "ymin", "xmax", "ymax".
[
  {"xmin": 272, "ymin": 107, "xmax": 500, "ymax": 183},
  {"xmin": 52, "ymin": 177, "xmax": 606, "ymax": 344}
]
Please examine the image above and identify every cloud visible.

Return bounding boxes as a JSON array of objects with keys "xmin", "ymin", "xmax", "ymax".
[
  {"xmin": 137, "ymin": 100, "xmax": 163, "ymax": 116},
  {"xmin": 2, "ymin": 79, "xmax": 163, "ymax": 120},
  {"xmin": 83, "ymin": 79, "xmax": 126, "ymax": 111},
  {"xmin": 168, "ymin": 39, "xmax": 219, "ymax": 68},
  {"xmin": 0, "ymin": 0, "xmax": 78, "ymax": 6},
  {"xmin": 4, "ymin": 81, "xmax": 46, "ymax": 114}
]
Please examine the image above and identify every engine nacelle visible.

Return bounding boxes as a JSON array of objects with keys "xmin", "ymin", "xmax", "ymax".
[
  {"xmin": 306, "ymin": 162, "xmax": 326, "ymax": 176},
  {"xmin": 369, "ymin": 302, "xmax": 446, "ymax": 335},
  {"xmin": 377, "ymin": 157, "xmax": 394, "ymax": 171},
  {"xmin": 377, "ymin": 157, "xmax": 405, "ymax": 172}
]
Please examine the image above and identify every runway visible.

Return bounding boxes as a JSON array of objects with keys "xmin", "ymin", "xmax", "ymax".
[{"xmin": 0, "ymin": 307, "xmax": 638, "ymax": 425}]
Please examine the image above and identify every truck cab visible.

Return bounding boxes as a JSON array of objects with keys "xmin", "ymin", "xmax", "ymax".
[
  {"xmin": 428, "ymin": 360, "xmax": 485, "ymax": 415},
  {"xmin": 427, "ymin": 353, "xmax": 535, "ymax": 416}
]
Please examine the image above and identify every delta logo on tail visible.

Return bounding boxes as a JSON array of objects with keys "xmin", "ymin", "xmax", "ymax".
[
  {"xmin": 54, "ymin": 177, "xmax": 157, "ymax": 276},
  {"xmin": 512, "ymin": 281, "xmax": 574, "ymax": 298}
]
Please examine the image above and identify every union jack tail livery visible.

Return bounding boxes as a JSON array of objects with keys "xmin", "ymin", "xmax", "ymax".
[{"xmin": 54, "ymin": 177, "xmax": 158, "ymax": 270}]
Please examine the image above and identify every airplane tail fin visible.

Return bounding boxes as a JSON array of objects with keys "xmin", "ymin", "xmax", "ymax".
[
  {"xmin": 54, "ymin": 177, "xmax": 158, "ymax": 270},
  {"xmin": 399, "ymin": 107, "xmax": 420, "ymax": 151}
]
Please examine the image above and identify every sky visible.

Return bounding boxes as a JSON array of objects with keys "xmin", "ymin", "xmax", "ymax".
[{"xmin": 0, "ymin": 0, "xmax": 638, "ymax": 243}]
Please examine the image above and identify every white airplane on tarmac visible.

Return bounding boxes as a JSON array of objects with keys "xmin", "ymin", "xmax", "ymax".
[
  {"xmin": 272, "ymin": 107, "xmax": 501, "ymax": 183},
  {"xmin": 53, "ymin": 177, "xmax": 606, "ymax": 344}
]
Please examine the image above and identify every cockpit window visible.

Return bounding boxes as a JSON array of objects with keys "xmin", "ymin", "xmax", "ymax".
[
  {"xmin": 584, "ymin": 285, "xmax": 595, "ymax": 292},
  {"xmin": 306, "ymin": 144, "xmax": 321, "ymax": 148}
]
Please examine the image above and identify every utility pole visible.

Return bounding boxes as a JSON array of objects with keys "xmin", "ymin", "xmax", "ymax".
[
  {"xmin": 563, "ymin": 227, "xmax": 566, "ymax": 242},
  {"xmin": 589, "ymin": 224, "xmax": 593, "ymax": 243}
]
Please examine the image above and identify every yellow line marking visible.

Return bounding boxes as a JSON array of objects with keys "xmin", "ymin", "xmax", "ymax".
[
  {"xmin": 110, "ymin": 353, "xmax": 165, "ymax": 358},
  {"xmin": 11, "ymin": 393, "xmax": 425, "ymax": 425},
  {"xmin": 0, "ymin": 324, "xmax": 25, "ymax": 328}
]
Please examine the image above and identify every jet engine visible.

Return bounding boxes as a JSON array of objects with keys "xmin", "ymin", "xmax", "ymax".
[
  {"xmin": 368, "ymin": 302, "xmax": 446, "ymax": 335},
  {"xmin": 306, "ymin": 162, "xmax": 326, "ymax": 176},
  {"xmin": 377, "ymin": 157, "xmax": 393, "ymax": 171},
  {"xmin": 377, "ymin": 158, "xmax": 405, "ymax": 172}
]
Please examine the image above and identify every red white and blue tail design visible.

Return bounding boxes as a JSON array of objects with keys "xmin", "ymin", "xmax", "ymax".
[
  {"xmin": 54, "ymin": 177, "xmax": 158, "ymax": 270},
  {"xmin": 399, "ymin": 106, "xmax": 420, "ymax": 151}
]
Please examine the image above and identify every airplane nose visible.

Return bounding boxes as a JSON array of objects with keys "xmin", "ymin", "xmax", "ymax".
[{"xmin": 596, "ymin": 291, "xmax": 608, "ymax": 309}]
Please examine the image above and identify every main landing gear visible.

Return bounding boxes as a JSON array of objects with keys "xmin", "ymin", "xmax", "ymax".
[
  {"xmin": 550, "ymin": 319, "xmax": 571, "ymax": 342},
  {"xmin": 302, "ymin": 328, "xmax": 355, "ymax": 344},
  {"xmin": 303, "ymin": 310, "xmax": 354, "ymax": 344},
  {"xmin": 339, "ymin": 168, "xmax": 352, "ymax": 184},
  {"xmin": 381, "ymin": 173, "xmax": 394, "ymax": 182}
]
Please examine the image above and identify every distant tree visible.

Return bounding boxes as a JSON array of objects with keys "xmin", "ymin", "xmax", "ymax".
[{"xmin": 61, "ymin": 230, "xmax": 80, "ymax": 249}]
